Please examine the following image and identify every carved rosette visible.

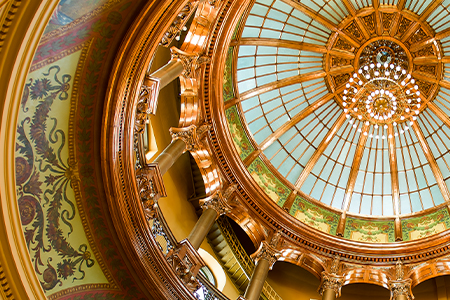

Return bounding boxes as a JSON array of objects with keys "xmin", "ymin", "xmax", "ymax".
[
  {"xmin": 318, "ymin": 272, "xmax": 344, "ymax": 298},
  {"xmin": 170, "ymin": 124, "xmax": 211, "ymax": 152},
  {"xmin": 135, "ymin": 76, "xmax": 159, "ymax": 133},
  {"xmin": 252, "ymin": 241, "xmax": 281, "ymax": 270},
  {"xmin": 170, "ymin": 47, "xmax": 210, "ymax": 79},
  {"xmin": 135, "ymin": 163, "xmax": 167, "ymax": 217},
  {"xmin": 199, "ymin": 185, "xmax": 236, "ymax": 216},
  {"xmin": 389, "ymin": 279, "xmax": 414, "ymax": 300}
]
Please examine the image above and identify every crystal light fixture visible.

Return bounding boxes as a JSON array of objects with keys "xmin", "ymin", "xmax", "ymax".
[{"xmin": 342, "ymin": 62, "xmax": 421, "ymax": 139}]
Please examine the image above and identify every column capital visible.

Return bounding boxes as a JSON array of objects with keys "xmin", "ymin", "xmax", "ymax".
[
  {"xmin": 170, "ymin": 47, "xmax": 210, "ymax": 78},
  {"xmin": 169, "ymin": 124, "xmax": 211, "ymax": 152},
  {"xmin": 252, "ymin": 241, "xmax": 281, "ymax": 270},
  {"xmin": 388, "ymin": 279, "xmax": 414, "ymax": 300},
  {"xmin": 318, "ymin": 272, "xmax": 344, "ymax": 298},
  {"xmin": 199, "ymin": 185, "xmax": 236, "ymax": 216}
]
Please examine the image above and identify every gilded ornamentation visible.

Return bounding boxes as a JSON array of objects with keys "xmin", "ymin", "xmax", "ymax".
[
  {"xmin": 362, "ymin": 14, "xmax": 375, "ymax": 32},
  {"xmin": 345, "ymin": 21, "xmax": 363, "ymax": 40},
  {"xmin": 416, "ymin": 80, "xmax": 432, "ymax": 97},
  {"xmin": 170, "ymin": 47, "xmax": 210, "ymax": 79},
  {"xmin": 333, "ymin": 74, "xmax": 350, "ymax": 87},
  {"xmin": 331, "ymin": 56, "xmax": 350, "ymax": 67},
  {"xmin": 414, "ymin": 64, "xmax": 436, "ymax": 75},
  {"xmin": 334, "ymin": 38, "xmax": 352, "ymax": 51},
  {"xmin": 161, "ymin": 1, "xmax": 198, "ymax": 46},
  {"xmin": 170, "ymin": 123, "xmax": 211, "ymax": 152},
  {"xmin": 253, "ymin": 241, "xmax": 281, "ymax": 269},
  {"xmin": 409, "ymin": 28, "xmax": 427, "ymax": 44},
  {"xmin": 397, "ymin": 17, "xmax": 412, "ymax": 36},
  {"xmin": 412, "ymin": 45, "xmax": 434, "ymax": 57},
  {"xmin": 382, "ymin": 13, "xmax": 395, "ymax": 31},
  {"xmin": 318, "ymin": 272, "xmax": 344, "ymax": 297}
]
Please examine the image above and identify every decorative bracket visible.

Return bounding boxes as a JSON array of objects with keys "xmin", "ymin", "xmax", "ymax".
[
  {"xmin": 170, "ymin": 47, "xmax": 210, "ymax": 79},
  {"xmin": 136, "ymin": 163, "xmax": 167, "ymax": 218},
  {"xmin": 167, "ymin": 239, "xmax": 205, "ymax": 292},
  {"xmin": 160, "ymin": 0, "xmax": 199, "ymax": 46}
]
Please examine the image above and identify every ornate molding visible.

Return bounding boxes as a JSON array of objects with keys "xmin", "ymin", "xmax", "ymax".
[
  {"xmin": 170, "ymin": 47, "xmax": 210, "ymax": 78},
  {"xmin": 135, "ymin": 76, "xmax": 159, "ymax": 133},
  {"xmin": 252, "ymin": 241, "xmax": 281, "ymax": 270},
  {"xmin": 318, "ymin": 271, "xmax": 344, "ymax": 298},
  {"xmin": 170, "ymin": 123, "xmax": 211, "ymax": 152}
]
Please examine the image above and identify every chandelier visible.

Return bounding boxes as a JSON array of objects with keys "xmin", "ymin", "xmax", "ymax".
[{"xmin": 342, "ymin": 62, "xmax": 421, "ymax": 139}]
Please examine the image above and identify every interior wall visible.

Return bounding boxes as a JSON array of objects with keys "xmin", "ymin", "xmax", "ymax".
[{"xmin": 149, "ymin": 45, "xmax": 240, "ymax": 299}]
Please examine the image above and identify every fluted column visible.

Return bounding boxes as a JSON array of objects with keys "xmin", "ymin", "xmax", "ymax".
[
  {"xmin": 187, "ymin": 185, "xmax": 235, "ymax": 249},
  {"xmin": 389, "ymin": 261, "xmax": 414, "ymax": 300},
  {"xmin": 318, "ymin": 256, "xmax": 344, "ymax": 300},
  {"xmin": 244, "ymin": 241, "xmax": 281, "ymax": 300}
]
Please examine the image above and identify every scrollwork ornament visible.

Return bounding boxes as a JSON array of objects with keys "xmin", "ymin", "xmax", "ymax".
[
  {"xmin": 330, "ymin": 255, "xmax": 340, "ymax": 275},
  {"xmin": 135, "ymin": 76, "xmax": 159, "ymax": 133},
  {"xmin": 161, "ymin": 1, "xmax": 198, "ymax": 46},
  {"xmin": 318, "ymin": 272, "xmax": 344, "ymax": 298},
  {"xmin": 395, "ymin": 260, "xmax": 404, "ymax": 280}
]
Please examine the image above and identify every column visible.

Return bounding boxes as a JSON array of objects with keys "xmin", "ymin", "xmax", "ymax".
[
  {"xmin": 388, "ymin": 261, "xmax": 413, "ymax": 300},
  {"xmin": 187, "ymin": 186, "xmax": 235, "ymax": 249},
  {"xmin": 318, "ymin": 272, "xmax": 344, "ymax": 300},
  {"xmin": 244, "ymin": 241, "xmax": 280, "ymax": 300},
  {"xmin": 318, "ymin": 256, "xmax": 344, "ymax": 300},
  {"xmin": 153, "ymin": 138, "xmax": 186, "ymax": 175},
  {"xmin": 152, "ymin": 124, "xmax": 210, "ymax": 176}
]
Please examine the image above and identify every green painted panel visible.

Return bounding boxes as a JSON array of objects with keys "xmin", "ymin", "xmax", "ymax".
[
  {"xmin": 290, "ymin": 196, "xmax": 339, "ymax": 235},
  {"xmin": 247, "ymin": 157, "xmax": 291, "ymax": 206},
  {"xmin": 344, "ymin": 218, "xmax": 395, "ymax": 243},
  {"xmin": 225, "ymin": 106, "xmax": 254, "ymax": 160},
  {"xmin": 223, "ymin": 47, "xmax": 234, "ymax": 102},
  {"xmin": 402, "ymin": 208, "xmax": 450, "ymax": 241}
]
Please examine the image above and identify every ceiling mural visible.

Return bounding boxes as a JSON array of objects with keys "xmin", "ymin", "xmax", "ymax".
[
  {"xmin": 223, "ymin": 0, "xmax": 450, "ymax": 243},
  {"xmin": 15, "ymin": 0, "xmax": 149, "ymax": 298}
]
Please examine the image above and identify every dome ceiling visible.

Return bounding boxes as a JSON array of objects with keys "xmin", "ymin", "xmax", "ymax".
[{"xmin": 221, "ymin": 0, "xmax": 450, "ymax": 242}]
